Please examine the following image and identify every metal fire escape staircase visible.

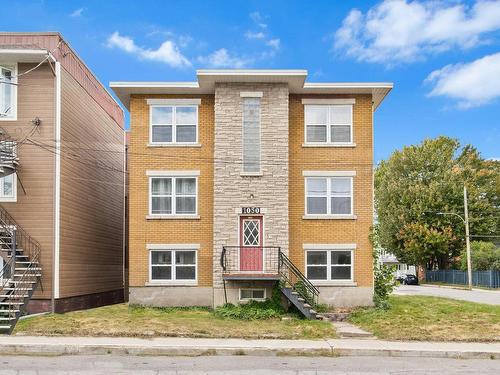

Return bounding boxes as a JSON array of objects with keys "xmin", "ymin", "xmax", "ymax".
[
  {"xmin": 221, "ymin": 247, "xmax": 320, "ymax": 320},
  {"xmin": 0, "ymin": 128, "xmax": 41, "ymax": 334}
]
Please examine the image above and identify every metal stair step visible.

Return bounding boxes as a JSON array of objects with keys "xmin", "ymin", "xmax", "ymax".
[
  {"xmin": 309, "ymin": 309, "xmax": 317, "ymax": 315},
  {"xmin": 0, "ymin": 294, "xmax": 28, "ymax": 298},
  {"xmin": 291, "ymin": 291, "xmax": 298, "ymax": 295},
  {"xmin": 0, "ymin": 310, "xmax": 20, "ymax": 313},
  {"xmin": 3, "ymin": 287, "xmax": 32, "ymax": 291},
  {"xmin": 303, "ymin": 303, "xmax": 311, "ymax": 308},
  {"xmin": 13, "ymin": 274, "xmax": 41, "ymax": 277},
  {"xmin": 0, "ymin": 325, "xmax": 12, "ymax": 329},
  {"xmin": 0, "ymin": 302, "xmax": 23, "ymax": 305},
  {"xmin": 0, "ymin": 317, "xmax": 16, "ymax": 321},
  {"xmin": 297, "ymin": 297, "xmax": 305, "ymax": 302},
  {"xmin": 15, "ymin": 268, "xmax": 42, "ymax": 271}
]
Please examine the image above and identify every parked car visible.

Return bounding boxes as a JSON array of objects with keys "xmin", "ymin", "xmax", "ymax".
[{"xmin": 399, "ymin": 274, "xmax": 418, "ymax": 285}]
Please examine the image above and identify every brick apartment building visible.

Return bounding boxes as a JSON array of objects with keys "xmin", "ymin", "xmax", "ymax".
[{"xmin": 112, "ymin": 70, "xmax": 392, "ymax": 314}]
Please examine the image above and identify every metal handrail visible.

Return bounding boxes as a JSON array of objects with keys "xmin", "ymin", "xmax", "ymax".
[
  {"xmin": 279, "ymin": 252, "xmax": 320, "ymax": 306},
  {"xmin": 221, "ymin": 246, "xmax": 282, "ymax": 273}
]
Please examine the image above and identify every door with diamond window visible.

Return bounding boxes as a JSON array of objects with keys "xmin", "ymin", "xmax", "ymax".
[{"xmin": 239, "ymin": 216, "xmax": 263, "ymax": 272}]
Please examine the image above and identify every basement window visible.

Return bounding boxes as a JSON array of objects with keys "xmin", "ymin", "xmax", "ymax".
[
  {"xmin": 239, "ymin": 288, "xmax": 266, "ymax": 301},
  {"xmin": 0, "ymin": 65, "xmax": 17, "ymax": 120}
]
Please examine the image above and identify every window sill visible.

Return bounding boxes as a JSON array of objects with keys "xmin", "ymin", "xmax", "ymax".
[
  {"xmin": 302, "ymin": 143, "xmax": 356, "ymax": 148},
  {"xmin": 302, "ymin": 215, "xmax": 357, "ymax": 220},
  {"xmin": 148, "ymin": 143, "xmax": 201, "ymax": 148},
  {"xmin": 146, "ymin": 215, "xmax": 200, "ymax": 220},
  {"xmin": 145, "ymin": 281, "xmax": 198, "ymax": 287},
  {"xmin": 0, "ymin": 198, "xmax": 17, "ymax": 203},
  {"xmin": 312, "ymin": 281, "xmax": 357, "ymax": 287},
  {"xmin": 240, "ymin": 172, "xmax": 264, "ymax": 177}
]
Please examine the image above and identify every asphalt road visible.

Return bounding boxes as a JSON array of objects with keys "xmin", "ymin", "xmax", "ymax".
[
  {"xmin": 0, "ymin": 355, "xmax": 499, "ymax": 374},
  {"xmin": 394, "ymin": 284, "xmax": 500, "ymax": 305}
]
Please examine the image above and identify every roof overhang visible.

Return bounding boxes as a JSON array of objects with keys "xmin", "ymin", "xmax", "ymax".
[
  {"xmin": 0, "ymin": 48, "xmax": 52, "ymax": 63},
  {"xmin": 111, "ymin": 69, "xmax": 393, "ymax": 111}
]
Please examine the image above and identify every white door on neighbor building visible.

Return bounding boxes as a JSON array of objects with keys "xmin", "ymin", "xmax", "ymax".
[{"xmin": 239, "ymin": 216, "xmax": 263, "ymax": 272}]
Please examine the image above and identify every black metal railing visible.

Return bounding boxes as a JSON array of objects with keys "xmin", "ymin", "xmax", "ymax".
[
  {"xmin": 221, "ymin": 246, "xmax": 281, "ymax": 274},
  {"xmin": 278, "ymin": 252, "xmax": 320, "ymax": 306}
]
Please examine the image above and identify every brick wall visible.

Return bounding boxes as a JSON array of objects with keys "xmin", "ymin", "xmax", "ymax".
[
  {"xmin": 128, "ymin": 94, "xmax": 214, "ymax": 287},
  {"xmin": 289, "ymin": 94, "xmax": 374, "ymax": 287}
]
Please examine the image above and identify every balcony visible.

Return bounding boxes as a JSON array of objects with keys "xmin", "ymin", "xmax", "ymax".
[{"xmin": 220, "ymin": 246, "xmax": 282, "ymax": 280}]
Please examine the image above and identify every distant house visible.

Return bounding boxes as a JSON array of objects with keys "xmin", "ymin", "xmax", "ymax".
[
  {"xmin": 378, "ymin": 249, "xmax": 416, "ymax": 278},
  {"xmin": 0, "ymin": 32, "xmax": 125, "ymax": 333},
  {"xmin": 112, "ymin": 69, "xmax": 392, "ymax": 317}
]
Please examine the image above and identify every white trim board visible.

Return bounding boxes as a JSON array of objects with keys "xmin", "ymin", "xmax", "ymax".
[
  {"xmin": 302, "ymin": 98, "xmax": 355, "ymax": 105},
  {"xmin": 303, "ymin": 170, "xmax": 356, "ymax": 177},
  {"xmin": 240, "ymin": 91, "xmax": 263, "ymax": 98},
  {"xmin": 146, "ymin": 98, "xmax": 201, "ymax": 106},
  {"xmin": 303, "ymin": 243, "xmax": 357, "ymax": 250},
  {"xmin": 147, "ymin": 244, "xmax": 200, "ymax": 250},
  {"xmin": 146, "ymin": 170, "xmax": 200, "ymax": 176}
]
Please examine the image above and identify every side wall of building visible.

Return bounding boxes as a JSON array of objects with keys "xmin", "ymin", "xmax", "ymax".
[
  {"xmin": 128, "ymin": 94, "xmax": 214, "ymax": 306},
  {"xmin": 289, "ymin": 94, "xmax": 374, "ymax": 307},
  {"xmin": 0, "ymin": 62, "xmax": 55, "ymax": 305},
  {"xmin": 58, "ymin": 67, "xmax": 124, "ymax": 310}
]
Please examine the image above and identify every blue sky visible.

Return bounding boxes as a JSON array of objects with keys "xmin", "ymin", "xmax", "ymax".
[{"xmin": 5, "ymin": 0, "xmax": 500, "ymax": 161}]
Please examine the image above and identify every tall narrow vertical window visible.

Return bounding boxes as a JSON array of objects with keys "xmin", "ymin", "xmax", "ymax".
[
  {"xmin": 0, "ymin": 65, "xmax": 16, "ymax": 120},
  {"xmin": 242, "ymin": 97, "xmax": 261, "ymax": 173},
  {"xmin": 0, "ymin": 174, "xmax": 16, "ymax": 202}
]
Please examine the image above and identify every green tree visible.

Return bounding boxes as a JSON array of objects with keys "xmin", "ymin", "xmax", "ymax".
[
  {"xmin": 375, "ymin": 136, "xmax": 499, "ymax": 269},
  {"xmin": 460, "ymin": 241, "xmax": 500, "ymax": 271}
]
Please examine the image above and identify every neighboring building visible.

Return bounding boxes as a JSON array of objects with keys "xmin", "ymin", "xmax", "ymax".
[
  {"xmin": 0, "ymin": 32, "xmax": 125, "ymax": 332},
  {"xmin": 112, "ymin": 70, "xmax": 392, "ymax": 314},
  {"xmin": 378, "ymin": 250, "xmax": 416, "ymax": 279}
]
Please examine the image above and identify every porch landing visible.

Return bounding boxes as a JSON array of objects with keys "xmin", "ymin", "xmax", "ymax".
[{"xmin": 222, "ymin": 273, "xmax": 281, "ymax": 281}]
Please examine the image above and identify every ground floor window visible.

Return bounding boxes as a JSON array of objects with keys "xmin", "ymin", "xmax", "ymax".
[
  {"xmin": 0, "ymin": 173, "xmax": 16, "ymax": 202},
  {"xmin": 150, "ymin": 249, "xmax": 197, "ymax": 282},
  {"xmin": 306, "ymin": 249, "xmax": 353, "ymax": 281},
  {"xmin": 239, "ymin": 288, "xmax": 266, "ymax": 301}
]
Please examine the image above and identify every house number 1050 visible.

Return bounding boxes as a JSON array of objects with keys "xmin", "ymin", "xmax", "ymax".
[{"xmin": 241, "ymin": 207, "xmax": 261, "ymax": 214}]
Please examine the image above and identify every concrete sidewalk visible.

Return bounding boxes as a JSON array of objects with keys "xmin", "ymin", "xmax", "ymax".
[{"xmin": 0, "ymin": 336, "xmax": 498, "ymax": 359}]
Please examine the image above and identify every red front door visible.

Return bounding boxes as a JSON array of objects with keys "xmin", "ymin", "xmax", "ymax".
[{"xmin": 239, "ymin": 216, "xmax": 263, "ymax": 272}]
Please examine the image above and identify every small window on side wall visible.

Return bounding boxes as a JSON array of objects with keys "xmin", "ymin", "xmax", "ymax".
[
  {"xmin": 0, "ymin": 65, "xmax": 17, "ymax": 120},
  {"xmin": 0, "ymin": 174, "xmax": 16, "ymax": 202}
]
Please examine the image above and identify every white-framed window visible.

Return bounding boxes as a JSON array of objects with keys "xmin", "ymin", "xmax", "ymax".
[
  {"xmin": 306, "ymin": 249, "xmax": 353, "ymax": 282},
  {"xmin": 305, "ymin": 177, "xmax": 353, "ymax": 216},
  {"xmin": 0, "ymin": 64, "xmax": 17, "ymax": 120},
  {"xmin": 239, "ymin": 288, "xmax": 266, "ymax": 301},
  {"xmin": 149, "ymin": 249, "xmax": 197, "ymax": 283},
  {"xmin": 242, "ymin": 97, "xmax": 261, "ymax": 173},
  {"xmin": 149, "ymin": 176, "xmax": 197, "ymax": 216},
  {"xmin": 0, "ymin": 174, "xmax": 16, "ymax": 202},
  {"xmin": 149, "ymin": 105, "xmax": 198, "ymax": 144},
  {"xmin": 304, "ymin": 104, "xmax": 352, "ymax": 145}
]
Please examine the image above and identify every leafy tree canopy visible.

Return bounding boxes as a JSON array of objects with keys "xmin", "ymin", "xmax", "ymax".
[
  {"xmin": 460, "ymin": 241, "xmax": 500, "ymax": 271},
  {"xmin": 375, "ymin": 136, "xmax": 499, "ymax": 269}
]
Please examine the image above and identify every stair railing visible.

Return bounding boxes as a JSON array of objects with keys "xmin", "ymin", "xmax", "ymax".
[{"xmin": 279, "ymin": 251, "xmax": 320, "ymax": 306}]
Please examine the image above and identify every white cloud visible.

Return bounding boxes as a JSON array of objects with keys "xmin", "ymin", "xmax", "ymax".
[
  {"xmin": 70, "ymin": 8, "xmax": 84, "ymax": 17},
  {"xmin": 425, "ymin": 52, "xmax": 500, "ymax": 108},
  {"xmin": 198, "ymin": 48, "xmax": 251, "ymax": 68},
  {"xmin": 334, "ymin": 0, "xmax": 500, "ymax": 65},
  {"xmin": 245, "ymin": 31, "xmax": 266, "ymax": 40},
  {"xmin": 266, "ymin": 38, "xmax": 280, "ymax": 50},
  {"xmin": 106, "ymin": 32, "xmax": 191, "ymax": 68},
  {"xmin": 250, "ymin": 11, "xmax": 267, "ymax": 29}
]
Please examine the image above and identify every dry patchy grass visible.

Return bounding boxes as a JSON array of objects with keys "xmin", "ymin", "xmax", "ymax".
[
  {"xmin": 349, "ymin": 296, "xmax": 500, "ymax": 342},
  {"xmin": 14, "ymin": 304, "xmax": 335, "ymax": 340}
]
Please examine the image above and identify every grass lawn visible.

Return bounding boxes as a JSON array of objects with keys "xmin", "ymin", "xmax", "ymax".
[
  {"xmin": 349, "ymin": 295, "xmax": 500, "ymax": 342},
  {"xmin": 14, "ymin": 303, "xmax": 335, "ymax": 340}
]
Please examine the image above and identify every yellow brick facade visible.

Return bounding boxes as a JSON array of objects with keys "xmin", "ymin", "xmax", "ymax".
[
  {"xmin": 289, "ymin": 94, "xmax": 374, "ymax": 287},
  {"xmin": 128, "ymin": 94, "xmax": 214, "ymax": 287}
]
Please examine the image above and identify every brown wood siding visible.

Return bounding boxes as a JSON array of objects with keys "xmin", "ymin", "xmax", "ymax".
[
  {"xmin": 0, "ymin": 63, "xmax": 56, "ymax": 299},
  {"xmin": 59, "ymin": 68, "xmax": 124, "ymax": 298}
]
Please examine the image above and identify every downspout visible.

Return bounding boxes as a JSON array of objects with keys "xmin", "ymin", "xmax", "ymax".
[
  {"xmin": 122, "ymin": 131, "xmax": 126, "ymax": 296},
  {"xmin": 51, "ymin": 57, "xmax": 61, "ymax": 313}
]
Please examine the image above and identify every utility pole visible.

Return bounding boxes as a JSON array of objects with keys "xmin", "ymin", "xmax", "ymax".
[{"xmin": 464, "ymin": 185, "xmax": 472, "ymax": 290}]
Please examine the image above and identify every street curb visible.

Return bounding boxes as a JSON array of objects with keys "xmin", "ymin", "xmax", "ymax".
[{"xmin": 0, "ymin": 342, "xmax": 498, "ymax": 359}]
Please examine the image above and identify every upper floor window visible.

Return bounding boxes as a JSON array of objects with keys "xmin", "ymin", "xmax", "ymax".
[
  {"xmin": 0, "ymin": 65, "xmax": 17, "ymax": 120},
  {"xmin": 305, "ymin": 176, "xmax": 353, "ymax": 216},
  {"xmin": 149, "ymin": 175, "xmax": 198, "ymax": 216},
  {"xmin": 0, "ymin": 174, "xmax": 16, "ymax": 202},
  {"xmin": 150, "ymin": 105, "xmax": 198, "ymax": 144},
  {"xmin": 304, "ymin": 104, "xmax": 353, "ymax": 145},
  {"xmin": 242, "ymin": 96, "xmax": 261, "ymax": 174}
]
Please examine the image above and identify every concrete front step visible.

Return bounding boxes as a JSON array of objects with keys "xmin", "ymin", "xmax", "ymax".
[{"xmin": 332, "ymin": 321, "xmax": 375, "ymax": 339}]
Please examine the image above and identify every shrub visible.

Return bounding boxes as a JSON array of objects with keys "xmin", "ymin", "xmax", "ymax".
[
  {"xmin": 373, "ymin": 262, "xmax": 397, "ymax": 309},
  {"xmin": 460, "ymin": 241, "xmax": 500, "ymax": 271},
  {"xmin": 213, "ymin": 300, "xmax": 283, "ymax": 320}
]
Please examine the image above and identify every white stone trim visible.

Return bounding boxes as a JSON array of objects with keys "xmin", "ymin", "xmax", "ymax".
[
  {"xmin": 303, "ymin": 243, "xmax": 357, "ymax": 250},
  {"xmin": 240, "ymin": 91, "xmax": 263, "ymax": 98},
  {"xmin": 147, "ymin": 244, "xmax": 200, "ymax": 250},
  {"xmin": 302, "ymin": 98, "xmax": 355, "ymax": 105},
  {"xmin": 303, "ymin": 215, "xmax": 357, "ymax": 220},
  {"xmin": 302, "ymin": 143, "xmax": 356, "ymax": 148},
  {"xmin": 302, "ymin": 170, "xmax": 356, "ymax": 177},
  {"xmin": 146, "ymin": 170, "xmax": 200, "ymax": 176},
  {"xmin": 146, "ymin": 98, "xmax": 201, "ymax": 105},
  {"xmin": 148, "ymin": 143, "xmax": 201, "ymax": 148}
]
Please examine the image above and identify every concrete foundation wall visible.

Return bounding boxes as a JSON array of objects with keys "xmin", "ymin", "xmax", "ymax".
[
  {"xmin": 213, "ymin": 281, "xmax": 276, "ymax": 306},
  {"xmin": 317, "ymin": 286, "xmax": 374, "ymax": 307},
  {"xmin": 129, "ymin": 287, "xmax": 213, "ymax": 307}
]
